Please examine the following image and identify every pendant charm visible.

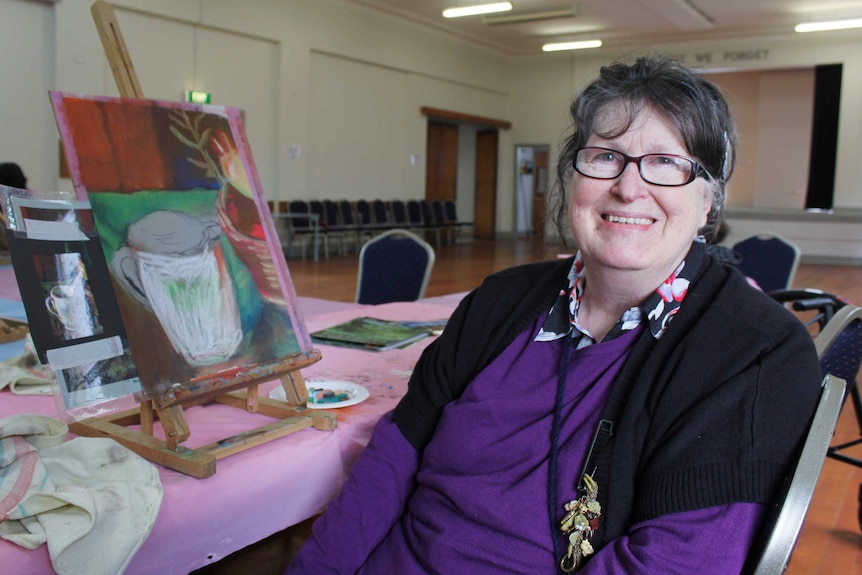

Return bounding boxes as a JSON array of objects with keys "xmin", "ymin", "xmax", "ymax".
[{"xmin": 558, "ymin": 473, "xmax": 601, "ymax": 573}]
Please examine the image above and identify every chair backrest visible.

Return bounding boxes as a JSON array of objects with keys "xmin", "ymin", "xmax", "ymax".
[
  {"xmin": 322, "ymin": 200, "xmax": 340, "ymax": 227},
  {"xmin": 391, "ymin": 200, "xmax": 408, "ymax": 225},
  {"xmin": 355, "ymin": 229, "xmax": 435, "ymax": 304},
  {"xmin": 750, "ymin": 374, "xmax": 846, "ymax": 575},
  {"xmin": 309, "ymin": 199, "xmax": 324, "ymax": 221},
  {"xmin": 431, "ymin": 199, "xmax": 447, "ymax": 224},
  {"xmin": 356, "ymin": 200, "xmax": 372, "ymax": 226},
  {"xmin": 288, "ymin": 200, "xmax": 310, "ymax": 230},
  {"xmin": 339, "ymin": 200, "xmax": 357, "ymax": 226},
  {"xmin": 444, "ymin": 199, "xmax": 458, "ymax": 222},
  {"xmin": 406, "ymin": 200, "xmax": 423, "ymax": 225},
  {"xmin": 815, "ymin": 304, "xmax": 862, "ymax": 386},
  {"xmin": 419, "ymin": 199, "xmax": 435, "ymax": 225},
  {"xmin": 372, "ymin": 199, "xmax": 390, "ymax": 225},
  {"xmin": 732, "ymin": 234, "xmax": 801, "ymax": 293}
]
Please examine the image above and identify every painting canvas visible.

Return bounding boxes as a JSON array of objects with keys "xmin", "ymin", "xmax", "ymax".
[
  {"xmin": 50, "ymin": 93, "xmax": 313, "ymax": 398},
  {"xmin": 0, "ymin": 188, "xmax": 140, "ymax": 414}
]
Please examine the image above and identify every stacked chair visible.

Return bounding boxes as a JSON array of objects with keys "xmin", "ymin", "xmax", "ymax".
[{"xmin": 277, "ymin": 198, "xmax": 473, "ymax": 258}]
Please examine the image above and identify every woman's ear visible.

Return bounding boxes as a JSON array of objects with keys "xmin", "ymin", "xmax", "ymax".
[{"xmin": 699, "ymin": 184, "xmax": 713, "ymax": 228}]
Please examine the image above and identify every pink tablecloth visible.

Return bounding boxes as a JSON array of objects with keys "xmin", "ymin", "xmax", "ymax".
[{"xmin": 0, "ymin": 298, "xmax": 457, "ymax": 574}]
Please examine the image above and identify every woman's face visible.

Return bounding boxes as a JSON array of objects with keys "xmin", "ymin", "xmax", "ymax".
[{"xmin": 569, "ymin": 105, "xmax": 712, "ymax": 281}]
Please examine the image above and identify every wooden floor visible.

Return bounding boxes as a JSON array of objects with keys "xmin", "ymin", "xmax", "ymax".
[{"xmin": 202, "ymin": 235, "xmax": 862, "ymax": 574}]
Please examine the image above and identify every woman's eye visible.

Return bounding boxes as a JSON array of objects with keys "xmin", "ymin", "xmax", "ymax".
[{"xmin": 647, "ymin": 155, "xmax": 684, "ymax": 169}]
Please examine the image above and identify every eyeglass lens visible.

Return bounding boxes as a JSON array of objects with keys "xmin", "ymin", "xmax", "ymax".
[{"xmin": 575, "ymin": 147, "xmax": 698, "ymax": 186}]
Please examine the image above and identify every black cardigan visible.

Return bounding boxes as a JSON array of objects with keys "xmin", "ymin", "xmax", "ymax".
[{"xmin": 393, "ymin": 254, "xmax": 822, "ymax": 551}]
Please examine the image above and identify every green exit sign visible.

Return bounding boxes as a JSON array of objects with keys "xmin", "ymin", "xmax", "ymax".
[{"xmin": 184, "ymin": 90, "xmax": 211, "ymax": 104}]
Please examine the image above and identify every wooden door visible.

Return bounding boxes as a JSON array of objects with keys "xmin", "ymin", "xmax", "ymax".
[
  {"xmin": 474, "ymin": 128, "xmax": 498, "ymax": 239},
  {"xmin": 425, "ymin": 120, "xmax": 458, "ymax": 202}
]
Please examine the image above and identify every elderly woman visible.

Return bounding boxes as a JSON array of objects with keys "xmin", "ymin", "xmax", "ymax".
[{"xmin": 287, "ymin": 55, "xmax": 821, "ymax": 574}]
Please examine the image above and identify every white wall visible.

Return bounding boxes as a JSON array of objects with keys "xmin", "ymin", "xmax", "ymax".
[
  {"xmin": 6, "ymin": 0, "xmax": 862, "ymax": 239},
  {"xmin": 512, "ymin": 31, "xmax": 862, "ymax": 218},
  {"xmin": 0, "ymin": 0, "xmax": 56, "ymax": 193}
]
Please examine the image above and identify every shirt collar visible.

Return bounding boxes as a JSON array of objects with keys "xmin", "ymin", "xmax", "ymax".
[{"xmin": 535, "ymin": 239, "xmax": 706, "ymax": 345}]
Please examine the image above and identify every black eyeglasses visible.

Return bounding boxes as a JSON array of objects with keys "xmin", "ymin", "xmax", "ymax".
[{"xmin": 574, "ymin": 147, "xmax": 712, "ymax": 187}]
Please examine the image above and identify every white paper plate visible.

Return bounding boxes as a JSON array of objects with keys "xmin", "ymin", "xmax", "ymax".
[{"xmin": 269, "ymin": 379, "xmax": 370, "ymax": 409}]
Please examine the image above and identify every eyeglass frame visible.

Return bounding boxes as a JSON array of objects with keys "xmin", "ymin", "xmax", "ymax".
[{"xmin": 573, "ymin": 146, "xmax": 714, "ymax": 187}]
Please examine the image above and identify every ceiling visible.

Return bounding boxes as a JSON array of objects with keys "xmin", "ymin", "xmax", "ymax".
[{"xmin": 339, "ymin": 0, "xmax": 862, "ymax": 56}]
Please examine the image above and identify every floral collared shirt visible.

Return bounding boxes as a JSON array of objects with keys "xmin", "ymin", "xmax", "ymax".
[{"xmin": 535, "ymin": 239, "xmax": 707, "ymax": 349}]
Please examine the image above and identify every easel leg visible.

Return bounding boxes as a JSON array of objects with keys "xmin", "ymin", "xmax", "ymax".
[
  {"xmin": 280, "ymin": 370, "xmax": 309, "ymax": 406},
  {"xmin": 246, "ymin": 384, "xmax": 259, "ymax": 412},
  {"xmin": 156, "ymin": 404, "xmax": 191, "ymax": 450},
  {"xmin": 140, "ymin": 400, "xmax": 154, "ymax": 435}
]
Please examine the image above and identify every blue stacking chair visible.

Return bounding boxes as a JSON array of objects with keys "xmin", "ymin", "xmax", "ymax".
[
  {"xmin": 733, "ymin": 234, "xmax": 801, "ymax": 293},
  {"xmin": 355, "ymin": 229, "xmax": 435, "ymax": 305}
]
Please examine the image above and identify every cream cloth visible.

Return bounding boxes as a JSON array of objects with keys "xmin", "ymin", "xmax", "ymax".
[
  {"xmin": 0, "ymin": 335, "xmax": 52, "ymax": 395},
  {"xmin": 0, "ymin": 414, "xmax": 163, "ymax": 574}
]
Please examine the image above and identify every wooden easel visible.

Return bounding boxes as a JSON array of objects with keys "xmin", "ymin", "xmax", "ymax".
[{"xmin": 68, "ymin": 1, "xmax": 334, "ymax": 479}]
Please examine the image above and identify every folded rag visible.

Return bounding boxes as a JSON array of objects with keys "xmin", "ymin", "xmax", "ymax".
[
  {"xmin": 0, "ymin": 334, "xmax": 51, "ymax": 395},
  {"xmin": 0, "ymin": 414, "xmax": 163, "ymax": 574}
]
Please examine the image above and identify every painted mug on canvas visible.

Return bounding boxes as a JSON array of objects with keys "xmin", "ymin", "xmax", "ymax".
[{"xmin": 113, "ymin": 210, "xmax": 243, "ymax": 367}]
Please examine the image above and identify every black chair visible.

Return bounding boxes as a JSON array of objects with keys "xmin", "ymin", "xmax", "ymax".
[
  {"xmin": 309, "ymin": 199, "xmax": 325, "ymax": 224},
  {"xmin": 733, "ymin": 234, "xmax": 801, "ymax": 293},
  {"xmin": 355, "ymin": 200, "xmax": 374, "ymax": 232},
  {"xmin": 406, "ymin": 199, "xmax": 424, "ymax": 232},
  {"xmin": 405, "ymin": 199, "xmax": 434, "ymax": 245},
  {"xmin": 391, "ymin": 199, "xmax": 409, "ymax": 227},
  {"xmin": 750, "ymin": 374, "xmax": 846, "ymax": 575},
  {"xmin": 308, "ymin": 200, "xmax": 331, "ymax": 258},
  {"xmin": 371, "ymin": 200, "xmax": 391, "ymax": 229},
  {"xmin": 418, "ymin": 199, "xmax": 442, "ymax": 246},
  {"xmin": 338, "ymin": 199, "xmax": 364, "ymax": 252},
  {"xmin": 769, "ymin": 288, "xmax": 847, "ymax": 329},
  {"xmin": 282, "ymin": 200, "xmax": 317, "ymax": 259},
  {"xmin": 355, "ymin": 229, "xmax": 435, "ymax": 305},
  {"xmin": 322, "ymin": 199, "xmax": 351, "ymax": 255},
  {"xmin": 444, "ymin": 199, "xmax": 472, "ymax": 243},
  {"xmin": 431, "ymin": 199, "xmax": 454, "ymax": 245}
]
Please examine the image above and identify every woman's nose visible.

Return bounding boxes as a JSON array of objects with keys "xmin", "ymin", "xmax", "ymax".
[{"xmin": 611, "ymin": 161, "xmax": 647, "ymax": 201}]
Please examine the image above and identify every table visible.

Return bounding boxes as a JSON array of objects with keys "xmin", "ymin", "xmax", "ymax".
[{"xmin": 0, "ymin": 277, "xmax": 463, "ymax": 573}]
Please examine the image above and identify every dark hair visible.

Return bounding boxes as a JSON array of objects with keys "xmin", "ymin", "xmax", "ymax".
[
  {"xmin": 0, "ymin": 163, "xmax": 27, "ymax": 189},
  {"xmin": 552, "ymin": 55, "xmax": 737, "ymax": 244}
]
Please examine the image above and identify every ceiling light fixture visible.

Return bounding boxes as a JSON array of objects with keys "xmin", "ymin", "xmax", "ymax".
[
  {"xmin": 542, "ymin": 40, "xmax": 602, "ymax": 52},
  {"xmin": 482, "ymin": 7, "xmax": 575, "ymax": 25},
  {"xmin": 795, "ymin": 18, "xmax": 862, "ymax": 33},
  {"xmin": 443, "ymin": 2, "xmax": 513, "ymax": 18}
]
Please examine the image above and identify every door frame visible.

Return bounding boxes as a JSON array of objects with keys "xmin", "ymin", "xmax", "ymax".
[
  {"xmin": 421, "ymin": 107, "xmax": 511, "ymax": 239},
  {"xmin": 514, "ymin": 143, "xmax": 551, "ymax": 237}
]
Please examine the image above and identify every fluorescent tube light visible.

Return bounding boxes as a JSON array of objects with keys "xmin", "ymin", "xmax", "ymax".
[
  {"xmin": 443, "ymin": 2, "xmax": 513, "ymax": 18},
  {"xmin": 483, "ymin": 7, "xmax": 575, "ymax": 25},
  {"xmin": 542, "ymin": 40, "xmax": 603, "ymax": 52},
  {"xmin": 795, "ymin": 19, "xmax": 862, "ymax": 33}
]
